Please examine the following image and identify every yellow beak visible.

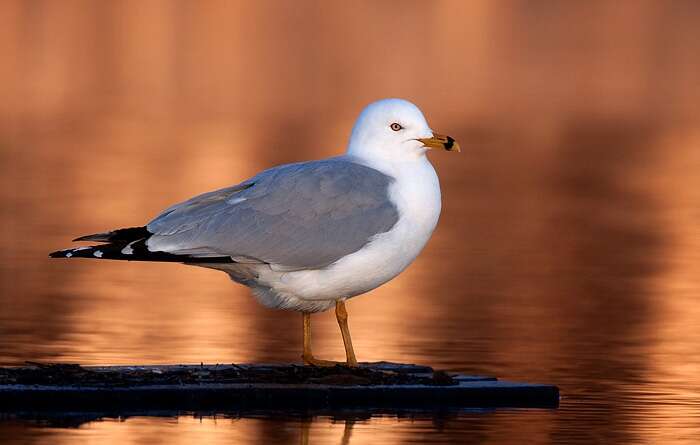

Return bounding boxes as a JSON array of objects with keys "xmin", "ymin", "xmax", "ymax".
[{"xmin": 417, "ymin": 132, "xmax": 461, "ymax": 152}]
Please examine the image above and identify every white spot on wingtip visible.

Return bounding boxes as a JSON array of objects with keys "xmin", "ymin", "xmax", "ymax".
[
  {"xmin": 94, "ymin": 250, "xmax": 103, "ymax": 258},
  {"xmin": 227, "ymin": 197, "xmax": 247, "ymax": 205},
  {"xmin": 66, "ymin": 252, "xmax": 73, "ymax": 258},
  {"xmin": 121, "ymin": 240, "xmax": 136, "ymax": 255}
]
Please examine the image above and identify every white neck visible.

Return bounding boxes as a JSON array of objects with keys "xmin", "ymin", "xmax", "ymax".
[
  {"xmin": 344, "ymin": 152, "xmax": 441, "ymax": 237},
  {"xmin": 343, "ymin": 149, "xmax": 431, "ymax": 179}
]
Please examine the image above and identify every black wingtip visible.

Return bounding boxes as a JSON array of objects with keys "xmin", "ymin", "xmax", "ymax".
[
  {"xmin": 49, "ymin": 246, "xmax": 101, "ymax": 259},
  {"xmin": 72, "ymin": 227, "xmax": 150, "ymax": 243},
  {"xmin": 48, "ymin": 243, "xmax": 234, "ymax": 263},
  {"xmin": 49, "ymin": 249, "xmax": 69, "ymax": 258},
  {"xmin": 72, "ymin": 233, "xmax": 109, "ymax": 242}
]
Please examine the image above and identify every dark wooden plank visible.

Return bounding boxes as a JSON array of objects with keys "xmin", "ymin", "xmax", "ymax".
[{"xmin": 0, "ymin": 363, "xmax": 559, "ymax": 411}]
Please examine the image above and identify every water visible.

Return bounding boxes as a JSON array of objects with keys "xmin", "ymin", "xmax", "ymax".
[
  {"xmin": 1, "ymin": 114, "xmax": 699, "ymax": 444},
  {"xmin": 2, "ymin": 2, "xmax": 700, "ymax": 442}
]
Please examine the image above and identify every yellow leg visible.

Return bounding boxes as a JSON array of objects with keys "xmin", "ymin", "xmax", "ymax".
[
  {"xmin": 340, "ymin": 419, "xmax": 355, "ymax": 445},
  {"xmin": 300, "ymin": 420, "xmax": 310, "ymax": 445},
  {"xmin": 301, "ymin": 312, "xmax": 341, "ymax": 367},
  {"xmin": 336, "ymin": 301, "xmax": 358, "ymax": 367}
]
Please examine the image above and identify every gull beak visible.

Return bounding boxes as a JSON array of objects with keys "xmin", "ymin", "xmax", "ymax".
[{"xmin": 417, "ymin": 132, "xmax": 461, "ymax": 152}]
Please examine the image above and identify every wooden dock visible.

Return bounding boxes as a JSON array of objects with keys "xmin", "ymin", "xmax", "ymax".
[{"xmin": 0, "ymin": 362, "xmax": 559, "ymax": 412}]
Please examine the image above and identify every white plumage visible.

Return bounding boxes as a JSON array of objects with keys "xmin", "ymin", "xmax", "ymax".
[{"xmin": 51, "ymin": 98, "xmax": 459, "ymax": 366}]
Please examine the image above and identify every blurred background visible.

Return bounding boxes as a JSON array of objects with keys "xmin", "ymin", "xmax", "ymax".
[{"xmin": 1, "ymin": 1, "xmax": 700, "ymax": 444}]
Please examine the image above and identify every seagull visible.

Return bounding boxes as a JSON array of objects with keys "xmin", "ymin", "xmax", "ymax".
[{"xmin": 50, "ymin": 98, "xmax": 459, "ymax": 367}]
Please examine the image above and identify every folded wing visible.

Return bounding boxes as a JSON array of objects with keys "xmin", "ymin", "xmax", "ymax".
[{"xmin": 146, "ymin": 158, "xmax": 399, "ymax": 271}]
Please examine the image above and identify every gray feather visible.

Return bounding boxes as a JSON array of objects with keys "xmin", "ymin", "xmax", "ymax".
[{"xmin": 146, "ymin": 157, "xmax": 399, "ymax": 270}]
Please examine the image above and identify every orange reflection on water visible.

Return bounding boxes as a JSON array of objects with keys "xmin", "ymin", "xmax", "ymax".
[{"xmin": 2, "ymin": 1, "xmax": 700, "ymax": 444}]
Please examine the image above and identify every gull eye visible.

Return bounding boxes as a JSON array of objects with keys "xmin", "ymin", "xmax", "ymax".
[{"xmin": 390, "ymin": 122, "xmax": 403, "ymax": 131}]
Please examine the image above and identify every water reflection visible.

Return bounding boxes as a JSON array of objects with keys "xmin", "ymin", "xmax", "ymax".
[
  {"xmin": 2, "ymin": 1, "xmax": 700, "ymax": 444},
  {"xmin": 4, "ymin": 412, "xmax": 553, "ymax": 445}
]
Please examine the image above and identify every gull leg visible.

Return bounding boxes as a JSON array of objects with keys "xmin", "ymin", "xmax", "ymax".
[
  {"xmin": 300, "ymin": 420, "xmax": 310, "ymax": 445},
  {"xmin": 340, "ymin": 419, "xmax": 355, "ymax": 445},
  {"xmin": 301, "ymin": 312, "xmax": 341, "ymax": 367},
  {"xmin": 335, "ymin": 301, "xmax": 358, "ymax": 367}
]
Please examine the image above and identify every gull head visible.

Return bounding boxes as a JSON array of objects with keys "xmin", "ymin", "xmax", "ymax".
[{"xmin": 346, "ymin": 98, "xmax": 460, "ymax": 163}]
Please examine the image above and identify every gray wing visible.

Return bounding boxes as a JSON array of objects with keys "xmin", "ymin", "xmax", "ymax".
[{"xmin": 146, "ymin": 157, "xmax": 399, "ymax": 270}]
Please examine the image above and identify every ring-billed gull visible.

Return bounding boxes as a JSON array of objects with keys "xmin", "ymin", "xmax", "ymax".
[{"xmin": 50, "ymin": 98, "xmax": 460, "ymax": 367}]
